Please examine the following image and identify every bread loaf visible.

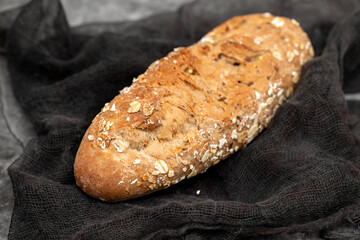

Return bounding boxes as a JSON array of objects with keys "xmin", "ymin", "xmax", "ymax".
[{"xmin": 74, "ymin": 13, "xmax": 314, "ymax": 202}]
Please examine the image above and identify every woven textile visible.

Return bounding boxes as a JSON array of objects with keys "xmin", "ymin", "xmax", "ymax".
[{"xmin": 4, "ymin": 0, "xmax": 360, "ymax": 239}]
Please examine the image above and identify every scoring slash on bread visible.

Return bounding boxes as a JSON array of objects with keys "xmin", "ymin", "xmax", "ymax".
[{"xmin": 74, "ymin": 13, "xmax": 314, "ymax": 202}]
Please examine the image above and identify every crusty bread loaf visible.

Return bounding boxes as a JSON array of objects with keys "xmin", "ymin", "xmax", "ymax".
[{"xmin": 74, "ymin": 13, "xmax": 314, "ymax": 202}]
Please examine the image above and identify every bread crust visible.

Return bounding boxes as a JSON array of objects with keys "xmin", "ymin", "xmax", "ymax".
[{"xmin": 74, "ymin": 13, "xmax": 314, "ymax": 202}]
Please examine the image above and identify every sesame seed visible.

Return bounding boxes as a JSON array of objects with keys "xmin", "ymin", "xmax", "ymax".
[
  {"xmin": 102, "ymin": 103, "xmax": 110, "ymax": 112},
  {"xmin": 231, "ymin": 129, "xmax": 237, "ymax": 140},
  {"xmin": 266, "ymin": 97, "xmax": 275, "ymax": 105},
  {"xmin": 154, "ymin": 160, "xmax": 168, "ymax": 174},
  {"xmin": 253, "ymin": 37, "xmax": 262, "ymax": 45},
  {"xmin": 248, "ymin": 125, "xmax": 259, "ymax": 139},
  {"xmin": 128, "ymin": 101, "xmax": 141, "ymax": 113},
  {"xmin": 287, "ymin": 51, "xmax": 295, "ymax": 62},
  {"xmin": 291, "ymin": 19, "xmax": 300, "ymax": 26},
  {"xmin": 114, "ymin": 137, "xmax": 129, "ymax": 153},
  {"xmin": 110, "ymin": 104, "xmax": 116, "ymax": 111},
  {"xmin": 196, "ymin": 190, "xmax": 201, "ymax": 195},
  {"xmin": 277, "ymin": 89, "xmax": 284, "ymax": 97},
  {"xmin": 219, "ymin": 138, "xmax": 227, "ymax": 148},
  {"xmin": 131, "ymin": 179, "xmax": 138, "ymax": 185},
  {"xmin": 263, "ymin": 12, "xmax": 272, "ymax": 17},
  {"xmin": 121, "ymin": 87, "xmax": 131, "ymax": 94},
  {"xmin": 200, "ymin": 36, "xmax": 215, "ymax": 43},
  {"xmin": 134, "ymin": 159, "xmax": 141, "ymax": 165},
  {"xmin": 271, "ymin": 17, "xmax": 285, "ymax": 28},
  {"xmin": 201, "ymin": 150, "xmax": 211, "ymax": 163},
  {"xmin": 273, "ymin": 51, "xmax": 282, "ymax": 61},
  {"xmin": 168, "ymin": 170, "xmax": 175, "ymax": 178}
]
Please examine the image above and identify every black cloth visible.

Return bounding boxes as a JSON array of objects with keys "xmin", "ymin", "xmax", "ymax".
[{"xmin": 3, "ymin": 0, "xmax": 360, "ymax": 239}]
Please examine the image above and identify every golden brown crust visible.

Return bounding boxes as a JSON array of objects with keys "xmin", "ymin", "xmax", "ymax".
[{"xmin": 74, "ymin": 13, "xmax": 314, "ymax": 202}]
